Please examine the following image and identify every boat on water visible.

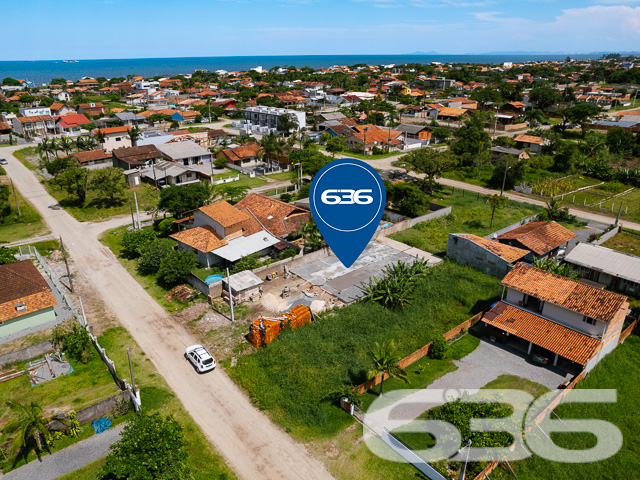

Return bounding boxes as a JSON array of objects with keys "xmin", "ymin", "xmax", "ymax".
[{"xmin": 62, "ymin": 60, "xmax": 79, "ymax": 63}]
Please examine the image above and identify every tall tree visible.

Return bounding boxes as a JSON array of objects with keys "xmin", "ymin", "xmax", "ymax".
[
  {"xmin": 56, "ymin": 165, "xmax": 88, "ymax": 204},
  {"xmin": 486, "ymin": 194, "xmax": 507, "ymax": 228},
  {"xmin": 402, "ymin": 148, "xmax": 457, "ymax": 194},
  {"xmin": 57, "ymin": 136, "xmax": 73, "ymax": 156},
  {"xmin": 367, "ymin": 339, "xmax": 408, "ymax": 396},
  {"xmin": 128, "ymin": 125, "xmax": 141, "ymax": 147},
  {"xmin": 101, "ymin": 412, "xmax": 190, "ymax": 480},
  {"xmin": 90, "ymin": 167, "xmax": 127, "ymax": 205}
]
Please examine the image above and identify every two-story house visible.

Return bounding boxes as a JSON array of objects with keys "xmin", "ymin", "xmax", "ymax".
[
  {"xmin": 12, "ymin": 115, "xmax": 56, "ymax": 136},
  {"xmin": 483, "ymin": 262, "xmax": 630, "ymax": 373},
  {"xmin": 92, "ymin": 126, "xmax": 132, "ymax": 153},
  {"xmin": 170, "ymin": 201, "xmax": 280, "ymax": 268}
]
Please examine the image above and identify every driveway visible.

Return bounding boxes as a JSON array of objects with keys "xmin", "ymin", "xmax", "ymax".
[
  {"xmin": 2, "ymin": 145, "xmax": 333, "ymax": 480},
  {"xmin": 1, "ymin": 425, "xmax": 124, "ymax": 480},
  {"xmin": 366, "ymin": 337, "xmax": 570, "ymax": 433}
]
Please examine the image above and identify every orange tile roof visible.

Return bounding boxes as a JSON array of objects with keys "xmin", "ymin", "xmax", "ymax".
[
  {"xmin": 92, "ymin": 126, "xmax": 131, "ymax": 135},
  {"xmin": 0, "ymin": 260, "xmax": 57, "ymax": 323},
  {"xmin": 218, "ymin": 143, "xmax": 261, "ymax": 163},
  {"xmin": 170, "ymin": 226, "xmax": 227, "ymax": 253},
  {"xmin": 198, "ymin": 201, "xmax": 251, "ymax": 227},
  {"xmin": 235, "ymin": 193, "xmax": 310, "ymax": 237},
  {"xmin": 497, "ymin": 221, "xmax": 576, "ymax": 255},
  {"xmin": 514, "ymin": 134, "xmax": 544, "ymax": 144},
  {"xmin": 456, "ymin": 234, "xmax": 530, "ymax": 263},
  {"xmin": 501, "ymin": 263, "xmax": 628, "ymax": 324},
  {"xmin": 483, "ymin": 302, "xmax": 600, "ymax": 365}
]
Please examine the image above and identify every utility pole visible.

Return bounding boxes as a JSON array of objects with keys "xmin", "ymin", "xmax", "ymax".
[
  {"xmin": 134, "ymin": 192, "xmax": 141, "ymax": 230},
  {"xmin": 10, "ymin": 178, "xmax": 21, "ymax": 216},
  {"xmin": 616, "ymin": 202, "xmax": 623, "ymax": 225},
  {"xmin": 127, "ymin": 347, "xmax": 136, "ymax": 392},
  {"xmin": 59, "ymin": 236, "xmax": 73, "ymax": 293},
  {"xmin": 129, "ymin": 199, "xmax": 136, "ymax": 230},
  {"xmin": 226, "ymin": 267, "xmax": 235, "ymax": 322}
]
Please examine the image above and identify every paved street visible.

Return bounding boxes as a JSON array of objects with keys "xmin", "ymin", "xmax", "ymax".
[{"xmin": 2, "ymin": 145, "xmax": 334, "ymax": 480}]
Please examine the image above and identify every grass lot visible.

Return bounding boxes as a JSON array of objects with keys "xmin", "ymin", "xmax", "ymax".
[
  {"xmin": 0, "ymin": 187, "xmax": 49, "ymax": 243},
  {"xmin": 13, "ymin": 146, "xmax": 40, "ymax": 171},
  {"xmin": 43, "ymin": 178, "xmax": 158, "ymax": 223},
  {"xmin": 227, "ymin": 261, "xmax": 501, "ymax": 441},
  {"xmin": 441, "ymin": 165, "xmax": 566, "ymax": 190},
  {"xmin": 318, "ymin": 146, "xmax": 402, "ymax": 160},
  {"xmin": 0, "ymin": 350, "xmax": 119, "ymax": 432},
  {"xmin": 215, "ymin": 171, "xmax": 268, "ymax": 189},
  {"xmin": 99, "ymin": 225, "xmax": 204, "ymax": 312},
  {"xmin": 602, "ymin": 228, "xmax": 640, "ymax": 256},
  {"xmin": 492, "ymin": 335, "xmax": 640, "ymax": 480},
  {"xmin": 54, "ymin": 327, "xmax": 236, "ymax": 480},
  {"xmin": 390, "ymin": 188, "xmax": 543, "ymax": 255},
  {"xmin": 266, "ymin": 170, "xmax": 295, "ymax": 181}
]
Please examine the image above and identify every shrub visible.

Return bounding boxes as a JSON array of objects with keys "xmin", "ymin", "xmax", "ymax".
[
  {"xmin": 279, "ymin": 248, "xmax": 298, "ymax": 260},
  {"xmin": 429, "ymin": 335, "xmax": 449, "ymax": 359},
  {"xmin": 121, "ymin": 228, "xmax": 157, "ymax": 258},
  {"xmin": 157, "ymin": 217, "xmax": 176, "ymax": 236},
  {"xmin": 158, "ymin": 249, "xmax": 197, "ymax": 285},
  {"xmin": 52, "ymin": 323, "xmax": 93, "ymax": 363}
]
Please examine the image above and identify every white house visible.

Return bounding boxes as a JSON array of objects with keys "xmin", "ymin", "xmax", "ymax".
[
  {"xmin": 157, "ymin": 141, "xmax": 212, "ymax": 166},
  {"xmin": 91, "ymin": 126, "xmax": 132, "ymax": 152},
  {"xmin": 238, "ymin": 106, "xmax": 306, "ymax": 135}
]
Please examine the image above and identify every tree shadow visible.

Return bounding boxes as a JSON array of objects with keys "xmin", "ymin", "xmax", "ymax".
[{"xmin": 86, "ymin": 197, "xmax": 125, "ymax": 210}]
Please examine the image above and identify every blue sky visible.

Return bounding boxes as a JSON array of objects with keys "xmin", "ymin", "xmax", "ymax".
[{"xmin": 3, "ymin": 0, "xmax": 640, "ymax": 60}]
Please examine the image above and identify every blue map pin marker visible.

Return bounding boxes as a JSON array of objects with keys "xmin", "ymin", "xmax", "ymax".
[{"xmin": 309, "ymin": 158, "xmax": 386, "ymax": 268}]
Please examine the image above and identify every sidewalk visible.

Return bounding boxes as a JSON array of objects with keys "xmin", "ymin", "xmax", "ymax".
[{"xmin": 1, "ymin": 424, "xmax": 123, "ymax": 480}]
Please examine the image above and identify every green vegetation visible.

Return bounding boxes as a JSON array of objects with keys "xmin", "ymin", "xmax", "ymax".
[
  {"xmin": 492, "ymin": 335, "xmax": 640, "ymax": 480},
  {"xmin": 227, "ymin": 261, "xmax": 500, "ymax": 440},
  {"xmin": 52, "ymin": 327, "xmax": 235, "ymax": 480},
  {"xmin": 601, "ymin": 228, "xmax": 640, "ymax": 256},
  {"xmin": 482, "ymin": 374, "xmax": 550, "ymax": 398},
  {"xmin": 13, "ymin": 147, "xmax": 40, "ymax": 171},
  {"xmin": 0, "ymin": 341, "xmax": 118, "ymax": 433},
  {"xmin": 99, "ymin": 225, "xmax": 202, "ymax": 312},
  {"xmin": 361, "ymin": 334, "xmax": 480, "ymax": 411},
  {"xmin": 390, "ymin": 189, "xmax": 542, "ymax": 255},
  {"xmin": 0, "ymin": 187, "xmax": 49, "ymax": 243},
  {"xmin": 43, "ymin": 176, "xmax": 158, "ymax": 223}
]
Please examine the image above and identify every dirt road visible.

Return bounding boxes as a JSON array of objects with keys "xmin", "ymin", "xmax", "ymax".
[{"xmin": 2, "ymin": 146, "xmax": 334, "ymax": 480}]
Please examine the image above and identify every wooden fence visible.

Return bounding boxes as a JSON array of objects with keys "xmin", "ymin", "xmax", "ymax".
[{"xmin": 354, "ymin": 312, "xmax": 484, "ymax": 394}]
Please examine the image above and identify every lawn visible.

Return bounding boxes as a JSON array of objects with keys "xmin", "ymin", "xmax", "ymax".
[
  {"xmin": 266, "ymin": 170, "xmax": 295, "ymax": 181},
  {"xmin": 0, "ymin": 348, "xmax": 119, "ymax": 433},
  {"xmin": 99, "ymin": 225, "xmax": 204, "ymax": 313},
  {"xmin": 43, "ymin": 177, "xmax": 159, "ymax": 223},
  {"xmin": 390, "ymin": 188, "xmax": 542, "ymax": 255},
  {"xmin": 226, "ymin": 260, "xmax": 501, "ymax": 441},
  {"xmin": 0, "ymin": 187, "xmax": 49, "ymax": 243},
  {"xmin": 51, "ymin": 327, "xmax": 236, "ymax": 480},
  {"xmin": 318, "ymin": 146, "xmax": 404, "ymax": 160},
  {"xmin": 491, "ymin": 335, "xmax": 640, "ymax": 480},
  {"xmin": 601, "ymin": 228, "xmax": 640, "ymax": 256}
]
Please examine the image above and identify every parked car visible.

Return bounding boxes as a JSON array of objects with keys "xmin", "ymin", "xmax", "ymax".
[
  {"xmin": 532, "ymin": 353, "xmax": 549, "ymax": 365},
  {"xmin": 185, "ymin": 344, "xmax": 216, "ymax": 373},
  {"xmin": 542, "ymin": 121, "xmax": 550, "ymax": 125},
  {"xmin": 0, "ymin": 158, "xmax": 7, "ymax": 165}
]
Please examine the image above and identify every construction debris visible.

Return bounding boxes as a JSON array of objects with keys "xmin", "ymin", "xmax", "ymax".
[{"xmin": 248, "ymin": 305, "xmax": 312, "ymax": 348}]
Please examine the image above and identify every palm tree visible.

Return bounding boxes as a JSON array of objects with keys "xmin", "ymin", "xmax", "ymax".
[
  {"xmin": 57, "ymin": 137, "xmax": 73, "ymax": 156},
  {"xmin": 74, "ymin": 135, "xmax": 85, "ymax": 152},
  {"xmin": 128, "ymin": 125, "xmax": 141, "ymax": 147},
  {"xmin": 94, "ymin": 129, "xmax": 106, "ymax": 149},
  {"xmin": 37, "ymin": 137, "xmax": 52, "ymax": 162},
  {"xmin": 2, "ymin": 400, "xmax": 68, "ymax": 464},
  {"xmin": 524, "ymin": 108, "xmax": 546, "ymax": 127},
  {"xmin": 83, "ymin": 137, "xmax": 95, "ymax": 151},
  {"xmin": 544, "ymin": 196, "xmax": 564, "ymax": 221},
  {"xmin": 367, "ymin": 339, "xmax": 408, "ymax": 396}
]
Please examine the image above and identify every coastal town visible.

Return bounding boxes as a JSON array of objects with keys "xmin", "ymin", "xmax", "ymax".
[{"xmin": 1, "ymin": 53, "xmax": 639, "ymax": 480}]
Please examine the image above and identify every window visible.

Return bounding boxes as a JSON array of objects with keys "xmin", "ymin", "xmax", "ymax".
[
  {"xmin": 583, "ymin": 316, "xmax": 596, "ymax": 325},
  {"xmin": 115, "ymin": 137, "xmax": 121, "ymax": 141}
]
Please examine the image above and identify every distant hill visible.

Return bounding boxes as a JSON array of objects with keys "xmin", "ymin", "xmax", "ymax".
[{"xmin": 406, "ymin": 51, "xmax": 441, "ymax": 55}]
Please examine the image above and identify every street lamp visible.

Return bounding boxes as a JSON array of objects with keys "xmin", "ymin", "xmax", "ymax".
[
  {"xmin": 363, "ymin": 126, "xmax": 369, "ymax": 156},
  {"xmin": 500, "ymin": 164, "xmax": 512, "ymax": 196}
]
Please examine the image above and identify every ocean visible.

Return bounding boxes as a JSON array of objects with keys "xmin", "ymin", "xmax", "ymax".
[{"xmin": 0, "ymin": 54, "xmax": 593, "ymax": 86}]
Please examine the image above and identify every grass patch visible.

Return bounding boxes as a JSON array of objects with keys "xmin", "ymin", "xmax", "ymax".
[
  {"xmin": 13, "ymin": 146, "xmax": 40, "ymax": 171},
  {"xmin": 42, "ymin": 176, "xmax": 159, "ymax": 223},
  {"xmin": 482, "ymin": 374, "xmax": 550, "ymax": 398},
  {"xmin": 0, "ymin": 188, "xmax": 49, "ymax": 243},
  {"xmin": 318, "ymin": 146, "xmax": 401, "ymax": 160},
  {"xmin": 492, "ymin": 335, "xmax": 640, "ymax": 480},
  {"xmin": 0, "ymin": 348, "xmax": 119, "ymax": 432},
  {"xmin": 99, "ymin": 225, "xmax": 202, "ymax": 312},
  {"xmin": 227, "ymin": 261, "xmax": 500, "ymax": 441},
  {"xmin": 266, "ymin": 171, "xmax": 295, "ymax": 181},
  {"xmin": 390, "ymin": 188, "xmax": 542, "ymax": 255},
  {"xmin": 602, "ymin": 228, "xmax": 640, "ymax": 256}
]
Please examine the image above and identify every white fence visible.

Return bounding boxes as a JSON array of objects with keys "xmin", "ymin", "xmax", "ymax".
[{"xmin": 213, "ymin": 174, "xmax": 240, "ymax": 185}]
